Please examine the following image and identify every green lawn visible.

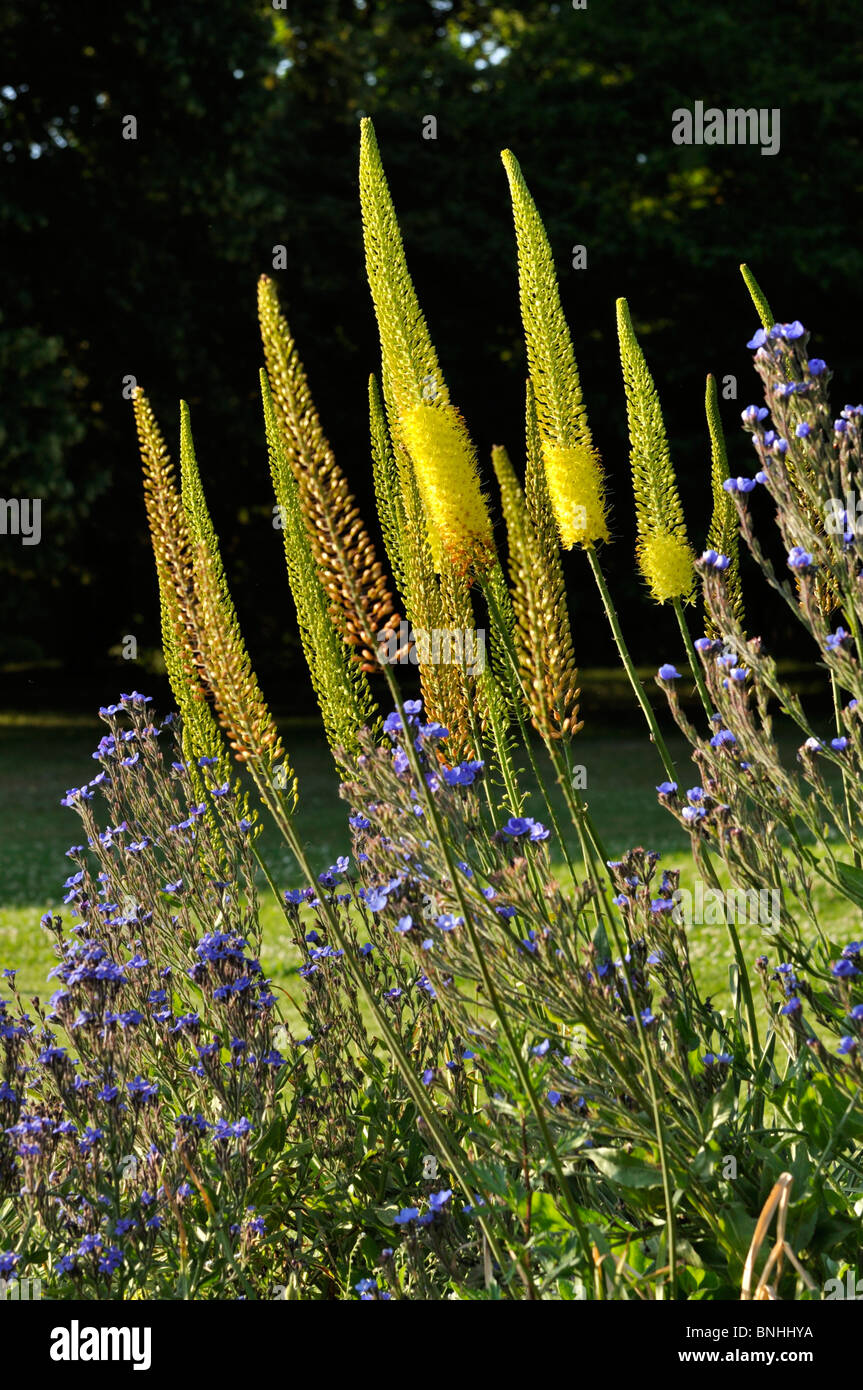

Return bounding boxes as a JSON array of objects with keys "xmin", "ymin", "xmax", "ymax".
[{"xmin": 0, "ymin": 709, "xmax": 854, "ymax": 1018}]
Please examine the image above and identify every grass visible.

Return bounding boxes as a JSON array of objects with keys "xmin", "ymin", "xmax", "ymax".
[{"xmin": 0, "ymin": 708, "xmax": 855, "ymax": 1026}]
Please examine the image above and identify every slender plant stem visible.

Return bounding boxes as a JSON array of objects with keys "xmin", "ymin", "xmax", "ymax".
[
  {"xmin": 673, "ymin": 596, "xmax": 713, "ymax": 723},
  {"xmin": 586, "ymin": 547, "xmax": 678, "ymax": 783}
]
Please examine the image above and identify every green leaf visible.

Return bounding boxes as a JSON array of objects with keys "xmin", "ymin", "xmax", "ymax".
[{"xmin": 587, "ymin": 1147, "xmax": 663, "ymax": 1189}]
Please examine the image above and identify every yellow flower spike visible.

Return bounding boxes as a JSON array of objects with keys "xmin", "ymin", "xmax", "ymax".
[
  {"xmin": 616, "ymin": 297, "xmax": 695, "ymax": 603},
  {"xmin": 399, "ymin": 402, "xmax": 494, "ymax": 574},
  {"xmin": 501, "ymin": 149, "xmax": 610, "ymax": 551},
  {"xmin": 639, "ymin": 531, "xmax": 696, "ymax": 605},
  {"xmin": 541, "ymin": 442, "xmax": 609, "ymax": 549}
]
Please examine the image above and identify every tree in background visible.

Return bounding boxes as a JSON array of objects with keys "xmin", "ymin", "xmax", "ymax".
[{"xmin": 1, "ymin": 0, "xmax": 861, "ymax": 697}]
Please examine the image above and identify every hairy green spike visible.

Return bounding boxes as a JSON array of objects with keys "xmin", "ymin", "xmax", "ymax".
[
  {"xmin": 262, "ymin": 371, "xmax": 378, "ymax": 761},
  {"xmin": 524, "ymin": 379, "xmax": 557, "ymax": 557},
  {"xmin": 176, "ymin": 401, "xmax": 259, "ymax": 826},
  {"xmin": 501, "ymin": 150, "xmax": 591, "ymax": 452},
  {"xmin": 616, "ymin": 298, "xmax": 695, "ymax": 605},
  {"xmin": 369, "ymin": 373, "xmax": 405, "ymax": 593},
  {"xmin": 705, "ymin": 374, "xmax": 745, "ymax": 630},
  {"xmin": 359, "ymin": 118, "xmax": 448, "ymax": 416},
  {"xmin": 740, "ymin": 264, "xmax": 774, "ymax": 330},
  {"xmin": 492, "ymin": 444, "xmax": 582, "ymax": 741},
  {"xmin": 134, "ymin": 387, "xmax": 290, "ymax": 814}
]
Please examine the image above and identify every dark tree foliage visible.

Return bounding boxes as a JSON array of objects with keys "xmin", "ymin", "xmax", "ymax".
[{"xmin": 1, "ymin": 0, "xmax": 861, "ymax": 704}]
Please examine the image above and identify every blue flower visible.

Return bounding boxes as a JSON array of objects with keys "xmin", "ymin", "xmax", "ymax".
[
  {"xmin": 658, "ymin": 664, "xmax": 682, "ymax": 681},
  {"xmin": 656, "ymin": 781, "xmax": 677, "ymax": 795},
  {"xmin": 745, "ymin": 331, "xmax": 768, "ymax": 351},
  {"xmin": 547, "ymin": 1090, "xmax": 562, "ymax": 1107},
  {"xmin": 826, "ymin": 627, "xmax": 849, "ymax": 652},
  {"xmin": 806, "ymin": 359, "xmax": 826, "ymax": 376},
  {"xmin": 500, "ymin": 816, "xmax": 533, "ymax": 837},
  {"xmin": 700, "ymin": 551, "xmax": 730, "ymax": 571},
  {"xmin": 769, "ymin": 320, "xmax": 805, "ymax": 341},
  {"xmin": 838, "ymin": 1036, "xmax": 857, "ymax": 1055},
  {"xmin": 787, "ymin": 546, "xmax": 813, "ymax": 570},
  {"xmin": 365, "ymin": 889, "xmax": 389, "ymax": 913},
  {"xmin": 709, "ymin": 729, "xmax": 737, "ymax": 748},
  {"xmin": 435, "ymin": 913, "xmax": 459, "ymax": 932},
  {"xmin": 428, "ymin": 1189, "xmax": 452, "ymax": 1211},
  {"xmin": 394, "ymin": 1207, "xmax": 419, "ymax": 1225},
  {"xmin": 395, "ymin": 915, "xmax": 413, "ymax": 933},
  {"xmin": 532, "ymin": 1038, "xmax": 550, "ymax": 1057},
  {"xmin": 832, "ymin": 959, "xmax": 859, "ymax": 979}
]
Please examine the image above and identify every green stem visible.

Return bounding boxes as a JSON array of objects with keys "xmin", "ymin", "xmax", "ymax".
[
  {"xmin": 587, "ymin": 547, "xmax": 678, "ymax": 783},
  {"xmin": 673, "ymin": 596, "xmax": 713, "ymax": 723}
]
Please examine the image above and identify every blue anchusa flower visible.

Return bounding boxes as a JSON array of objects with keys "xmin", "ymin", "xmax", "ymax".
[
  {"xmin": 442, "ymin": 759, "xmax": 484, "ymax": 787},
  {"xmin": 700, "ymin": 550, "xmax": 730, "ymax": 571},
  {"xmin": 393, "ymin": 1207, "xmax": 419, "ymax": 1225},
  {"xmin": 768, "ymin": 320, "xmax": 805, "ymax": 342},
  {"xmin": 499, "ymin": 815, "xmax": 549, "ymax": 841},
  {"xmin": 787, "ymin": 546, "xmax": 814, "ymax": 571},
  {"xmin": 709, "ymin": 729, "xmax": 737, "ymax": 748},
  {"xmin": 838, "ymin": 1036, "xmax": 857, "ymax": 1056},
  {"xmin": 831, "ymin": 958, "xmax": 859, "ymax": 979},
  {"xmin": 657, "ymin": 664, "xmax": 682, "ymax": 681}
]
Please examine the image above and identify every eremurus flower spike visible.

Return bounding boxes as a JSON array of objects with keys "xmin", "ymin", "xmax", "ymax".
[
  {"xmin": 502, "ymin": 149, "xmax": 609, "ymax": 550},
  {"xmin": 492, "ymin": 442, "xmax": 582, "ymax": 741},
  {"xmin": 133, "ymin": 386, "xmax": 293, "ymax": 799},
  {"xmin": 616, "ymin": 297, "xmax": 695, "ymax": 604},
  {"xmin": 399, "ymin": 401, "xmax": 494, "ymax": 573},
  {"xmin": 262, "ymin": 370, "xmax": 377, "ymax": 761},
  {"xmin": 360, "ymin": 118, "xmax": 494, "ymax": 577},
  {"xmin": 705, "ymin": 373, "xmax": 744, "ymax": 631},
  {"xmin": 258, "ymin": 273, "xmax": 399, "ymax": 670}
]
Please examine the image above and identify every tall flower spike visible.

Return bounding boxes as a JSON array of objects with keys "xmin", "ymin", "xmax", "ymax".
[
  {"xmin": 492, "ymin": 443, "xmax": 582, "ymax": 741},
  {"xmin": 740, "ymin": 263, "xmax": 774, "ymax": 332},
  {"xmin": 360, "ymin": 118, "xmax": 494, "ymax": 575},
  {"xmin": 262, "ymin": 372, "xmax": 378, "ymax": 761},
  {"xmin": 358, "ymin": 117, "xmax": 449, "ymax": 418},
  {"xmin": 616, "ymin": 298, "xmax": 695, "ymax": 604},
  {"xmin": 258, "ymin": 274, "xmax": 399, "ymax": 669},
  {"xmin": 399, "ymin": 401, "xmax": 494, "ymax": 573},
  {"xmin": 705, "ymin": 374, "xmax": 744, "ymax": 630},
  {"xmin": 192, "ymin": 537, "xmax": 291, "ymax": 790},
  {"xmin": 134, "ymin": 388, "xmax": 292, "ymax": 798},
  {"xmin": 133, "ymin": 388, "xmax": 207, "ymax": 704},
  {"xmin": 501, "ymin": 149, "xmax": 608, "ymax": 550}
]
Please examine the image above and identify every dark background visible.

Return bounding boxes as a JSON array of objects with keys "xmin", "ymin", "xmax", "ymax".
[{"xmin": 2, "ymin": 0, "xmax": 861, "ymax": 715}]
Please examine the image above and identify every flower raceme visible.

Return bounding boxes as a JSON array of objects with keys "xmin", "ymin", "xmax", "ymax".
[
  {"xmin": 541, "ymin": 442, "xmax": 610, "ymax": 549},
  {"xmin": 398, "ymin": 402, "xmax": 494, "ymax": 574},
  {"xmin": 638, "ymin": 531, "xmax": 698, "ymax": 605}
]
